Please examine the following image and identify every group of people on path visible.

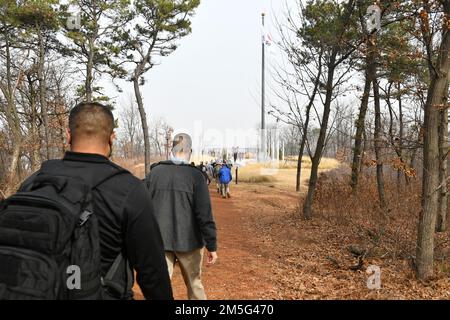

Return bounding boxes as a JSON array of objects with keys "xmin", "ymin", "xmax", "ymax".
[
  {"xmin": 0, "ymin": 102, "xmax": 218, "ymax": 300},
  {"xmin": 197, "ymin": 160, "xmax": 233, "ymax": 199}
]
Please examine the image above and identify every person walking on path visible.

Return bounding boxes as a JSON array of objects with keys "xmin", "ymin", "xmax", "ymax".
[
  {"xmin": 145, "ymin": 133, "xmax": 218, "ymax": 300},
  {"xmin": 206, "ymin": 162, "xmax": 214, "ymax": 182},
  {"xmin": 1, "ymin": 102, "xmax": 172, "ymax": 300},
  {"xmin": 213, "ymin": 162, "xmax": 222, "ymax": 194},
  {"xmin": 218, "ymin": 162, "xmax": 232, "ymax": 199},
  {"xmin": 198, "ymin": 161, "xmax": 211, "ymax": 185}
]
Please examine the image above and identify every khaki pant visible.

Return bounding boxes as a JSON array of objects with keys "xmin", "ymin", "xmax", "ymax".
[
  {"xmin": 220, "ymin": 183, "xmax": 230, "ymax": 198},
  {"xmin": 165, "ymin": 249, "xmax": 206, "ymax": 300},
  {"xmin": 215, "ymin": 179, "xmax": 221, "ymax": 194}
]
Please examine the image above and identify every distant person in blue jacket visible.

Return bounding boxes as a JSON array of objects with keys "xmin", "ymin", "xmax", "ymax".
[{"xmin": 218, "ymin": 161, "xmax": 232, "ymax": 199}]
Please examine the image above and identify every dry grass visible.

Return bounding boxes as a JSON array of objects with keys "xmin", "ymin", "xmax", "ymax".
[
  {"xmin": 114, "ymin": 156, "xmax": 341, "ymax": 187},
  {"xmin": 312, "ymin": 166, "xmax": 450, "ymax": 279},
  {"xmin": 237, "ymin": 157, "xmax": 340, "ymax": 190},
  {"xmin": 281, "ymin": 156, "xmax": 340, "ymax": 170},
  {"xmin": 114, "ymin": 156, "xmax": 148, "ymax": 179},
  {"xmin": 237, "ymin": 163, "xmax": 277, "ymax": 184},
  {"xmin": 237, "ymin": 165, "xmax": 450, "ymax": 299},
  {"xmin": 239, "ymin": 174, "xmax": 277, "ymax": 184}
]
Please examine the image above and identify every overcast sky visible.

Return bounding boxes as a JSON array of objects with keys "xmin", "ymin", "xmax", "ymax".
[{"xmin": 107, "ymin": 0, "xmax": 287, "ymax": 150}]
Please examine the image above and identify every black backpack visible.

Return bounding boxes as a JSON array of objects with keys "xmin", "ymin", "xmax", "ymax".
[{"xmin": 0, "ymin": 160, "xmax": 129, "ymax": 300}]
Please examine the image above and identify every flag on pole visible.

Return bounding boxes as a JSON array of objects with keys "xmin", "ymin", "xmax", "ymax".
[
  {"xmin": 261, "ymin": 27, "xmax": 273, "ymax": 46},
  {"xmin": 262, "ymin": 27, "xmax": 276, "ymax": 56}
]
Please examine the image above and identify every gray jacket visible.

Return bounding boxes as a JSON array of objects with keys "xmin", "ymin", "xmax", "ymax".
[{"xmin": 145, "ymin": 161, "xmax": 217, "ymax": 252}]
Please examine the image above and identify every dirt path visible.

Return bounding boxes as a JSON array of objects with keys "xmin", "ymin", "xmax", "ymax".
[
  {"xmin": 169, "ymin": 186, "xmax": 278, "ymax": 300},
  {"xmin": 134, "ymin": 184, "xmax": 278, "ymax": 300}
]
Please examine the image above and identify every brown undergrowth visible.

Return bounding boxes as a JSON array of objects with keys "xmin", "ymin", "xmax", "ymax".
[{"xmin": 237, "ymin": 166, "xmax": 450, "ymax": 299}]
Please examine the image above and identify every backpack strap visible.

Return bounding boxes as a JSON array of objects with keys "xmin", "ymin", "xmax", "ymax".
[
  {"xmin": 101, "ymin": 253, "xmax": 123, "ymax": 292},
  {"xmin": 101, "ymin": 252, "xmax": 134, "ymax": 299}
]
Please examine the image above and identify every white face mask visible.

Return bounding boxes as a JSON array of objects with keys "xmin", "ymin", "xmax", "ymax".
[{"xmin": 169, "ymin": 152, "xmax": 190, "ymax": 165}]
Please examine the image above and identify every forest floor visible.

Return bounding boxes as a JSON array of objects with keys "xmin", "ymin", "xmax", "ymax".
[{"xmin": 133, "ymin": 164, "xmax": 450, "ymax": 300}]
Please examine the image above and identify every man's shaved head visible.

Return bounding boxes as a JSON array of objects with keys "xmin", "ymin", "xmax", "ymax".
[
  {"xmin": 68, "ymin": 102, "xmax": 114, "ymax": 146},
  {"xmin": 172, "ymin": 133, "xmax": 192, "ymax": 154},
  {"xmin": 170, "ymin": 133, "xmax": 192, "ymax": 162}
]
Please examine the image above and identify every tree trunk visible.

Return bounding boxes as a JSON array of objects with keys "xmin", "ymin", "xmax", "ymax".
[
  {"xmin": 364, "ymin": 30, "xmax": 387, "ymax": 210},
  {"xmin": 38, "ymin": 27, "xmax": 50, "ymax": 160},
  {"xmin": 361, "ymin": 126, "xmax": 368, "ymax": 173},
  {"xmin": 86, "ymin": 39, "xmax": 94, "ymax": 103},
  {"xmin": 351, "ymin": 70, "xmax": 371, "ymax": 191},
  {"xmin": 397, "ymin": 82, "xmax": 408, "ymax": 186},
  {"xmin": 296, "ymin": 136, "xmax": 306, "ymax": 192},
  {"xmin": 5, "ymin": 143, "xmax": 21, "ymax": 196},
  {"xmin": 372, "ymin": 78, "xmax": 387, "ymax": 209},
  {"xmin": 27, "ymin": 75, "xmax": 41, "ymax": 171},
  {"xmin": 296, "ymin": 80, "xmax": 317, "ymax": 192},
  {"xmin": 436, "ymin": 93, "xmax": 448, "ymax": 232},
  {"xmin": 3, "ymin": 35, "xmax": 22, "ymax": 196},
  {"xmin": 386, "ymin": 84, "xmax": 401, "ymax": 192},
  {"xmin": 416, "ymin": 1, "xmax": 450, "ymax": 279},
  {"xmin": 303, "ymin": 52, "xmax": 338, "ymax": 219},
  {"xmin": 133, "ymin": 76, "xmax": 151, "ymax": 175},
  {"xmin": 386, "ymin": 82, "xmax": 401, "ymax": 193}
]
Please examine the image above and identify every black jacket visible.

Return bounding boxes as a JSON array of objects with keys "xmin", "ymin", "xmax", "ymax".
[
  {"xmin": 21, "ymin": 152, "xmax": 173, "ymax": 300},
  {"xmin": 145, "ymin": 161, "xmax": 217, "ymax": 253}
]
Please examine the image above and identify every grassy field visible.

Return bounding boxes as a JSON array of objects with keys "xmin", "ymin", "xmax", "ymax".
[
  {"xmin": 116, "ymin": 156, "xmax": 341, "ymax": 192},
  {"xmin": 237, "ymin": 157, "xmax": 340, "ymax": 191}
]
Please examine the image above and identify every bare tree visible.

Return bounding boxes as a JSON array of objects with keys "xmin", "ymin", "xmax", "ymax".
[
  {"xmin": 269, "ymin": 1, "xmax": 325, "ymax": 192},
  {"xmin": 119, "ymin": 98, "xmax": 142, "ymax": 159},
  {"xmin": 300, "ymin": 0, "xmax": 357, "ymax": 219},
  {"xmin": 0, "ymin": 12, "xmax": 27, "ymax": 195}
]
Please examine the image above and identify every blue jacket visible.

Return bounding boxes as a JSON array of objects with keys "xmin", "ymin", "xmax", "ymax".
[{"xmin": 219, "ymin": 166, "xmax": 232, "ymax": 184}]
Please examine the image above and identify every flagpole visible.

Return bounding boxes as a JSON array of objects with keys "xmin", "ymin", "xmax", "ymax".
[{"xmin": 260, "ymin": 12, "xmax": 266, "ymax": 163}]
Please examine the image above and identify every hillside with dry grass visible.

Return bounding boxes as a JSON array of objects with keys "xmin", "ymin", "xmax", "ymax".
[
  {"xmin": 234, "ymin": 163, "xmax": 450, "ymax": 299},
  {"xmin": 237, "ymin": 158, "xmax": 339, "ymax": 188}
]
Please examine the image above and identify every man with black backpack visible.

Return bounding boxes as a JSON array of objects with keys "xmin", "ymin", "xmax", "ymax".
[{"xmin": 0, "ymin": 102, "xmax": 173, "ymax": 300}]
